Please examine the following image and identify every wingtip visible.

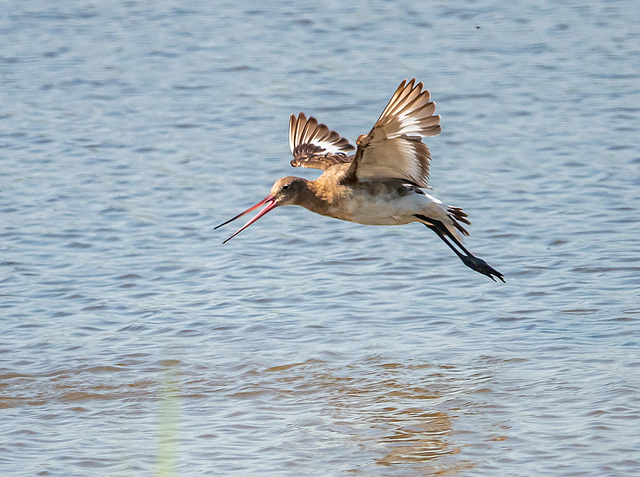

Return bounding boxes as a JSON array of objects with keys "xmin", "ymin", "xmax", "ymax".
[
  {"xmin": 289, "ymin": 112, "xmax": 306, "ymax": 125},
  {"xmin": 395, "ymin": 78, "xmax": 410, "ymax": 94}
]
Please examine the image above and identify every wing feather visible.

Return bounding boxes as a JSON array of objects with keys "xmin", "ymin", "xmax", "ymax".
[
  {"xmin": 346, "ymin": 79, "xmax": 441, "ymax": 187},
  {"xmin": 288, "ymin": 113, "xmax": 355, "ymax": 171}
]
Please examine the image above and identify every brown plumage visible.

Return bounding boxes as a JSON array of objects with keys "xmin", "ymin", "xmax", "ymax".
[
  {"xmin": 289, "ymin": 113, "xmax": 354, "ymax": 170},
  {"xmin": 216, "ymin": 79, "xmax": 504, "ymax": 281}
]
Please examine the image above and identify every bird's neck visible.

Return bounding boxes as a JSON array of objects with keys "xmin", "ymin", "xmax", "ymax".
[{"xmin": 294, "ymin": 179, "xmax": 334, "ymax": 216}]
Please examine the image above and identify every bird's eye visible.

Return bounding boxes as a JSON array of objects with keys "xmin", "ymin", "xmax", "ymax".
[{"xmin": 282, "ymin": 184, "xmax": 290, "ymax": 191}]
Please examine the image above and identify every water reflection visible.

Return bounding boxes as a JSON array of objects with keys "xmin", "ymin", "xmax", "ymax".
[
  {"xmin": 0, "ymin": 366, "xmax": 155, "ymax": 410},
  {"xmin": 1, "ymin": 357, "xmax": 484, "ymax": 474},
  {"xmin": 263, "ymin": 357, "xmax": 482, "ymax": 474}
]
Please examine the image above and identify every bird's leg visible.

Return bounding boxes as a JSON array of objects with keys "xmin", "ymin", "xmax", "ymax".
[{"xmin": 414, "ymin": 214, "xmax": 505, "ymax": 282}]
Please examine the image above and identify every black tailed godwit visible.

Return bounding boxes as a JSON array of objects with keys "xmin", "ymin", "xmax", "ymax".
[{"xmin": 216, "ymin": 79, "xmax": 504, "ymax": 281}]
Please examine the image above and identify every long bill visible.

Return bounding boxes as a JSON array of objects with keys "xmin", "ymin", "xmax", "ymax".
[{"xmin": 215, "ymin": 195, "xmax": 278, "ymax": 244}]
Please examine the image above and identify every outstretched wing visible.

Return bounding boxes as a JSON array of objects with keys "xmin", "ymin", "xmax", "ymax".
[
  {"xmin": 346, "ymin": 79, "xmax": 441, "ymax": 188},
  {"xmin": 289, "ymin": 113, "xmax": 355, "ymax": 171}
]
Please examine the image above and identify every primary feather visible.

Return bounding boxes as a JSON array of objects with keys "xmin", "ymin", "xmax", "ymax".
[{"xmin": 346, "ymin": 79, "xmax": 441, "ymax": 188}]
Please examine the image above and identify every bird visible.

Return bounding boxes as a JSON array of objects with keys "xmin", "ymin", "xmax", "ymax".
[{"xmin": 216, "ymin": 79, "xmax": 504, "ymax": 282}]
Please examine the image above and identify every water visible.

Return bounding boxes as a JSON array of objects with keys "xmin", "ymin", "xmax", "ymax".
[{"xmin": 1, "ymin": 1, "xmax": 639, "ymax": 475}]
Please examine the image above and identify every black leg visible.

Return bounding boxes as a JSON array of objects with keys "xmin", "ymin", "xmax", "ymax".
[{"xmin": 415, "ymin": 214, "xmax": 505, "ymax": 282}]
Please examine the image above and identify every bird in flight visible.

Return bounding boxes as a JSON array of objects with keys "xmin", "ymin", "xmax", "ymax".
[{"xmin": 216, "ymin": 79, "xmax": 504, "ymax": 282}]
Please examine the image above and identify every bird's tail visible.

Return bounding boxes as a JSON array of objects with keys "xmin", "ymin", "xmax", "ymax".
[
  {"xmin": 447, "ymin": 205, "xmax": 470, "ymax": 240},
  {"xmin": 416, "ymin": 201, "xmax": 470, "ymax": 242}
]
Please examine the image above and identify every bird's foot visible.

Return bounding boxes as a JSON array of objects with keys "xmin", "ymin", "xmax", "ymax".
[{"xmin": 460, "ymin": 255, "xmax": 505, "ymax": 282}]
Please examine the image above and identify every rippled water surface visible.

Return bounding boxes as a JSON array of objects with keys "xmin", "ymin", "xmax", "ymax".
[{"xmin": 2, "ymin": 1, "xmax": 640, "ymax": 475}]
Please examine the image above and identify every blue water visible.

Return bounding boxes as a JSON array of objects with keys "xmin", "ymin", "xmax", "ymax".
[{"xmin": 2, "ymin": 1, "xmax": 639, "ymax": 475}]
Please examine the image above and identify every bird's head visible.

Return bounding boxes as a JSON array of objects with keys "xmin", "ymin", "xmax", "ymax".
[
  {"xmin": 269, "ymin": 176, "xmax": 309, "ymax": 206},
  {"xmin": 215, "ymin": 176, "xmax": 309, "ymax": 243}
]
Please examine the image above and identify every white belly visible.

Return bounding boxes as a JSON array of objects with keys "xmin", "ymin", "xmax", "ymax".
[{"xmin": 339, "ymin": 192, "xmax": 441, "ymax": 226}]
